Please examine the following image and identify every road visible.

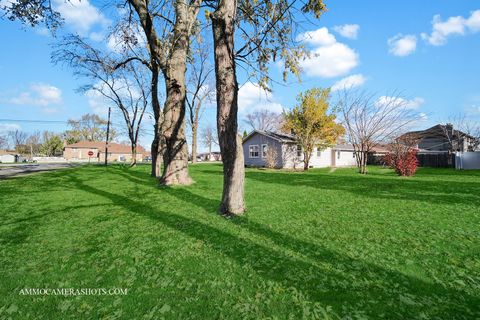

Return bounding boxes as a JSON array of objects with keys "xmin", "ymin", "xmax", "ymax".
[{"xmin": 0, "ymin": 163, "xmax": 79, "ymax": 179}]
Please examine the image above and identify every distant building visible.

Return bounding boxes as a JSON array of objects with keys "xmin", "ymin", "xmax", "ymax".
[
  {"xmin": 0, "ymin": 150, "xmax": 18, "ymax": 163},
  {"xmin": 405, "ymin": 124, "xmax": 479, "ymax": 153},
  {"xmin": 195, "ymin": 152, "xmax": 222, "ymax": 162},
  {"xmin": 63, "ymin": 141, "xmax": 146, "ymax": 163},
  {"xmin": 242, "ymin": 130, "xmax": 361, "ymax": 169}
]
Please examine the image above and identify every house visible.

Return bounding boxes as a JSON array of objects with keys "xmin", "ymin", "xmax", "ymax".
[
  {"xmin": 242, "ymin": 130, "xmax": 358, "ymax": 169},
  {"xmin": 405, "ymin": 124, "xmax": 479, "ymax": 153},
  {"xmin": 63, "ymin": 141, "xmax": 146, "ymax": 163},
  {"xmin": 0, "ymin": 150, "xmax": 18, "ymax": 163}
]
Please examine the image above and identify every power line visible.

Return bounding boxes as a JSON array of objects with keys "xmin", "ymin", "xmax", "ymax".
[{"xmin": 0, "ymin": 118, "xmax": 156, "ymax": 137}]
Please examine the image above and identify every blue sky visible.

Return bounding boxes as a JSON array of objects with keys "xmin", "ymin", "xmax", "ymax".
[{"xmin": 1, "ymin": 0, "xmax": 479, "ymax": 151}]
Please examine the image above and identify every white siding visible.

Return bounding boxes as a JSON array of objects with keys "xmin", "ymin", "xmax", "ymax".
[
  {"xmin": 334, "ymin": 150, "xmax": 357, "ymax": 167},
  {"xmin": 0, "ymin": 154, "xmax": 16, "ymax": 163},
  {"xmin": 308, "ymin": 147, "xmax": 334, "ymax": 168}
]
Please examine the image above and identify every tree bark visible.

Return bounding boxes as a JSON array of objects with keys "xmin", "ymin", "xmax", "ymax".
[
  {"xmin": 303, "ymin": 151, "xmax": 311, "ymax": 171},
  {"xmin": 212, "ymin": 0, "xmax": 245, "ymax": 215},
  {"xmin": 159, "ymin": 0, "xmax": 197, "ymax": 185},
  {"xmin": 131, "ymin": 143, "xmax": 137, "ymax": 167}
]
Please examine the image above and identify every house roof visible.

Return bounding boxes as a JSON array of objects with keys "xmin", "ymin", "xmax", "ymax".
[
  {"xmin": 406, "ymin": 124, "xmax": 475, "ymax": 140},
  {"xmin": 243, "ymin": 130, "xmax": 297, "ymax": 143},
  {"xmin": 0, "ymin": 150, "xmax": 17, "ymax": 156},
  {"xmin": 65, "ymin": 141, "xmax": 146, "ymax": 154},
  {"xmin": 332, "ymin": 144, "xmax": 355, "ymax": 151},
  {"xmin": 243, "ymin": 130, "xmax": 366, "ymax": 151}
]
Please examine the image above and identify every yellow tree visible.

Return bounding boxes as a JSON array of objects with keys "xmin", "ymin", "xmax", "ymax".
[{"xmin": 283, "ymin": 88, "xmax": 345, "ymax": 170}]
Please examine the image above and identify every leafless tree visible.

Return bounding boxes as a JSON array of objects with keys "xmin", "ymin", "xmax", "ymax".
[
  {"xmin": 244, "ymin": 109, "xmax": 283, "ymax": 132},
  {"xmin": 25, "ymin": 131, "xmax": 42, "ymax": 159},
  {"xmin": 200, "ymin": 125, "xmax": 218, "ymax": 158},
  {"xmin": 8, "ymin": 129, "xmax": 27, "ymax": 153},
  {"xmin": 264, "ymin": 144, "xmax": 278, "ymax": 168},
  {"xmin": 337, "ymin": 90, "xmax": 422, "ymax": 174},
  {"xmin": 54, "ymin": 35, "xmax": 150, "ymax": 167},
  {"xmin": 0, "ymin": 134, "xmax": 8, "ymax": 150},
  {"xmin": 186, "ymin": 35, "xmax": 215, "ymax": 163},
  {"xmin": 441, "ymin": 114, "xmax": 480, "ymax": 152}
]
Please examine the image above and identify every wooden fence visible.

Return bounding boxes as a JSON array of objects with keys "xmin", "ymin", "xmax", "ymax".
[{"xmin": 416, "ymin": 153, "xmax": 455, "ymax": 168}]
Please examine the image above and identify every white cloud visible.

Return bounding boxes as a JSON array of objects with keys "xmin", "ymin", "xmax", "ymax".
[
  {"xmin": 53, "ymin": 0, "xmax": 110, "ymax": 34},
  {"xmin": 376, "ymin": 96, "xmax": 425, "ymax": 110},
  {"xmin": 298, "ymin": 27, "xmax": 359, "ymax": 78},
  {"xmin": 9, "ymin": 83, "xmax": 62, "ymax": 108},
  {"xmin": 298, "ymin": 27, "xmax": 336, "ymax": 46},
  {"xmin": 421, "ymin": 10, "xmax": 480, "ymax": 46},
  {"xmin": 466, "ymin": 10, "xmax": 480, "ymax": 32},
  {"xmin": 238, "ymin": 82, "xmax": 283, "ymax": 115},
  {"xmin": 331, "ymin": 74, "xmax": 367, "ymax": 91},
  {"xmin": 333, "ymin": 24, "xmax": 360, "ymax": 39},
  {"xmin": 388, "ymin": 34, "xmax": 417, "ymax": 57}
]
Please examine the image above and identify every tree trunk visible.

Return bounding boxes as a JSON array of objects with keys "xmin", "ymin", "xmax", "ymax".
[
  {"xmin": 128, "ymin": 0, "xmax": 162, "ymax": 177},
  {"xmin": 303, "ymin": 151, "xmax": 310, "ymax": 171},
  {"xmin": 131, "ymin": 144, "xmax": 137, "ymax": 167},
  {"xmin": 191, "ymin": 125, "xmax": 197, "ymax": 163},
  {"xmin": 158, "ymin": 0, "xmax": 199, "ymax": 185},
  {"xmin": 359, "ymin": 151, "xmax": 368, "ymax": 174},
  {"xmin": 212, "ymin": 0, "xmax": 245, "ymax": 215}
]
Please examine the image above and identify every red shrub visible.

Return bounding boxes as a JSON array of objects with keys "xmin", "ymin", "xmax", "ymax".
[{"xmin": 385, "ymin": 148, "xmax": 418, "ymax": 177}]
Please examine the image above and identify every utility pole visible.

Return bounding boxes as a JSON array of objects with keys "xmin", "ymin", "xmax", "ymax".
[{"xmin": 105, "ymin": 106, "xmax": 111, "ymax": 166}]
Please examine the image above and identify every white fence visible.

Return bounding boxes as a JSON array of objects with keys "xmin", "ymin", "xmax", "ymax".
[{"xmin": 455, "ymin": 152, "xmax": 480, "ymax": 170}]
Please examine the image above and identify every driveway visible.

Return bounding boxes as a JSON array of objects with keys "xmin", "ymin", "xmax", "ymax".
[{"xmin": 0, "ymin": 163, "xmax": 80, "ymax": 179}]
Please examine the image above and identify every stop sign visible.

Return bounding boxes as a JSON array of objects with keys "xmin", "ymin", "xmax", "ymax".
[{"xmin": 88, "ymin": 151, "xmax": 94, "ymax": 157}]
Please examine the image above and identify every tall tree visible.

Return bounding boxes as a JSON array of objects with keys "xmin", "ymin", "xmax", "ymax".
[
  {"xmin": 337, "ymin": 90, "xmax": 421, "ymax": 174},
  {"xmin": 65, "ymin": 113, "xmax": 115, "ymax": 143},
  {"xmin": 186, "ymin": 35, "xmax": 215, "ymax": 163},
  {"xmin": 41, "ymin": 131, "xmax": 63, "ymax": 156},
  {"xmin": 25, "ymin": 131, "xmax": 42, "ymax": 159},
  {"xmin": 283, "ymin": 88, "xmax": 344, "ymax": 170},
  {"xmin": 8, "ymin": 129, "xmax": 27, "ymax": 153},
  {"xmin": 128, "ymin": 0, "xmax": 202, "ymax": 185},
  {"xmin": 244, "ymin": 109, "xmax": 283, "ymax": 132},
  {"xmin": 208, "ymin": 0, "xmax": 327, "ymax": 214}
]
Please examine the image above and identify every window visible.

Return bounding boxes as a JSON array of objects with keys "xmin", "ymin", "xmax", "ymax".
[
  {"xmin": 249, "ymin": 145, "xmax": 259, "ymax": 158},
  {"xmin": 297, "ymin": 145, "xmax": 302, "ymax": 157},
  {"xmin": 337, "ymin": 151, "xmax": 341, "ymax": 159},
  {"xmin": 316, "ymin": 148, "xmax": 321, "ymax": 157},
  {"xmin": 261, "ymin": 144, "xmax": 268, "ymax": 158}
]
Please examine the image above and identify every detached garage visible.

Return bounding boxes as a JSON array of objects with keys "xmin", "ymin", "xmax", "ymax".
[{"xmin": 0, "ymin": 150, "xmax": 18, "ymax": 163}]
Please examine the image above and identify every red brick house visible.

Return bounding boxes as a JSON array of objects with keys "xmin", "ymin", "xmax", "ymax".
[{"xmin": 63, "ymin": 141, "xmax": 146, "ymax": 162}]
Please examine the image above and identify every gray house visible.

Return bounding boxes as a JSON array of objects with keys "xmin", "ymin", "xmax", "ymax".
[
  {"xmin": 242, "ymin": 130, "xmax": 357, "ymax": 169},
  {"xmin": 406, "ymin": 124, "xmax": 479, "ymax": 153}
]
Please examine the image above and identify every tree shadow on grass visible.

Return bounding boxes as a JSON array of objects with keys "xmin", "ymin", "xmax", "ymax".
[{"xmin": 61, "ymin": 171, "xmax": 480, "ymax": 319}]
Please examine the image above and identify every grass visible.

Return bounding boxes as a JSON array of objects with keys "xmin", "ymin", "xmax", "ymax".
[{"xmin": 0, "ymin": 164, "xmax": 479, "ymax": 319}]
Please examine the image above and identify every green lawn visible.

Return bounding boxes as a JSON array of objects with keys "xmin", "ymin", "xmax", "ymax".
[{"xmin": 0, "ymin": 164, "xmax": 479, "ymax": 319}]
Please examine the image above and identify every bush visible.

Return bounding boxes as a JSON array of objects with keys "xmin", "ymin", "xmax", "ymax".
[{"xmin": 385, "ymin": 148, "xmax": 418, "ymax": 176}]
